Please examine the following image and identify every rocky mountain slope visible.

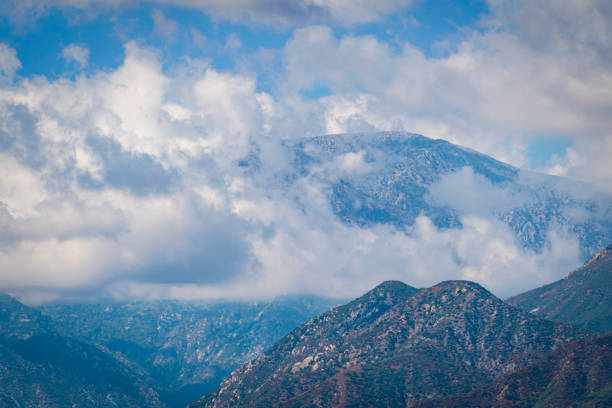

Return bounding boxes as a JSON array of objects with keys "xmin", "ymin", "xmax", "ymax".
[
  {"xmin": 285, "ymin": 132, "xmax": 612, "ymax": 257},
  {"xmin": 410, "ymin": 333, "xmax": 612, "ymax": 408},
  {"xmin": 0, "ymin": 294, "xmax": 165, "ymax": 407},
  {"xmin": 42, "ymin": 296, "xmax": 341, "ymax": 407},
  {"xmin": 507, "ymin": 243, "xmax": 612, "ymax": 333},
  {"xmin": 193, "ymin": 280, "xmax": 592, "ymax": 407}
]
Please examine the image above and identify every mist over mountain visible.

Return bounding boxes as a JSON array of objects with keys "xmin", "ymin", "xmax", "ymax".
[
  {"xmin": 285, "ymin": 132, "xmax": 612, "ymax": 259},
  {"xmin": 2, "ymin": 128, "xmax": 610, "ymax": 303}
]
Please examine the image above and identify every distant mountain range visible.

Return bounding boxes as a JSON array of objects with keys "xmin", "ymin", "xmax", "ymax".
[
  {"xmin": 0, "ymin": 294, "xmax": 339, "ymax": 407},
  {"xmin": 285, "ymin": 132, "xmax": 612, "ymax": 258},
  {"xmin": 193, "ymin": 280, "xmax": 593, "ymax": 407},
  {"xmin": 40, "ymin": 296, "xmax": 340, "ymax": 407},
  {"xmin": 0, "ymin": 294, "xmax": 165, "ymax": 407},
  {"xmin": 508, "ymin": 243, "xmax": 612, "ymax": 333}
]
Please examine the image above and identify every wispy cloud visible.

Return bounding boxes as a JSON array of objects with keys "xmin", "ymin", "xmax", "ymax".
[
  {"xmin": 61, "ymin": 44, "xmax": 90, "ymax": 68},
  {"xmin": 0, "ymin": 43, "xmax": 21, "ymax": 83},
  {"xmin": 151, "ymin": 9, "xmax": 177, "ymax": 41},
  {"xmin": 0, "ymin": 0, "xmax": 417, "ymax": 27}
]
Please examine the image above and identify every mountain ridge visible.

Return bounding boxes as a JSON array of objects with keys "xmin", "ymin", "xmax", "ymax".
[
  {"xmin": 194, "ymin": 279, "xmax": 592, "ymax": 407},
  {"xmin": 507, "ymin": 242, "xmax": 612, "ymax": 333}
]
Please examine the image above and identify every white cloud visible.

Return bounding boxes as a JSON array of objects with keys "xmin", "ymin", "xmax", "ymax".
[
  {"xmin": 543, "ymin": 138, "xmax": 612, "ymax": 194},
  {"xmin": 100, "ymin": 186, "xmax": 583, "ymax": 303},
  {"xmin": 151, "ymin": 9, "xmax": 177, "ymax": 40},
  {"xmin": 275, "ymin": 3, "xmax": 612, "ymax": 189},
  {"xmin": 0, "ymin": 1, "xmax": 610, "ymax": 304},
  {"xmin": 0, "ymin": 43, "xmax": 263, "ymax": 294},
  {"xmin": 427, "ymin": 167, "xmax": 525, "ymax": 217},
  {"xmin": 0, "ymin": 154, "xmax": 47, "ymax": 218},
  {"xmin": 0, "ymin": 43, "xmax": 21, "ymax": 84},
  {"xmin": 61, "ymin": 44, "xmax": 89, "ymax": 68}
]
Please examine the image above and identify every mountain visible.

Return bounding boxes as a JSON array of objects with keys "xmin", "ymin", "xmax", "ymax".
[
  {"xmin": 41, "ymin": 295, "xmax": 341, "ymax": 408},
  {"xmin": 284, "ymin": 132, "xmax": 612, "ymax": 257},
  {"xmin": 410, "ymin": 333, "xmax": 612, "ymax": 408},
  {"xmin": 0, "ymin": 294, "xmax": 164, "ymax": 407},
  {"xmin": 0, "ymin": 293, "xmax": 54, "ymax": 339},
  {"xmin": 507, "ymin": 243, "xmax": 612, "ymax": 333},
  {"xmin": 193, "ymin": 280, "xmax": 591, "ymax": 407}
]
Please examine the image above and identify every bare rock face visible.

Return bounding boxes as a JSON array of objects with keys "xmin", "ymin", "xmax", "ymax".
[
  {"xmin": 507, "ymin": 243, "xmax": 612, "ymax": 333},
  {"xmin": 193, "ymin": 280, "xmax": 591, "ymax": 408}
]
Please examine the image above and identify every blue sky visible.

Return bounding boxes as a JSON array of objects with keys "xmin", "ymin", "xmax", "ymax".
[
  {"xmin": 0, "ymin": 0, "xmax": 610, "ymax": 303},
  {"xmin": 0, "ymin": 0, "xmax": 588, "ymax": 168},
  {"xmin": 1, "ymin": 1, "xmax": 489, "ymax": 83}
]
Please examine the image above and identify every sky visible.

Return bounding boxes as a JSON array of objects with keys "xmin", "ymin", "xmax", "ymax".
[{"xmin": 0, "ymin": 0, "xmax": 611, "ymax": 304}]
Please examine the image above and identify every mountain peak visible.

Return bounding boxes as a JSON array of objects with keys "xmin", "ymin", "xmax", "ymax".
[
  {"xmin": 432, "ymin": 279, "xmax": 488, "ymax": 291},
  {"xmin": 0, "ymin": 292, "xmax": 55, "ymax": 340},
  {"xmin": 196, "ymin": 280, "xmax": 590, "ymax": 408},
  {"xmin": 424, "ymin": 280, "xmax": 493, "ymax": 300},
  {"xmin": 370, "ymin": 280, "xmax": 417, "ymax": 296},
  {"xmin": 349, "ymin": 280, "xmax": 419, "ymax": 309}
]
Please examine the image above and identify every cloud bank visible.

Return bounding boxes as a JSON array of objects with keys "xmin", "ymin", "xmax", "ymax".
[{"xmin": 0, "ymin": 0, "xmax": 610, "ymax": 304}]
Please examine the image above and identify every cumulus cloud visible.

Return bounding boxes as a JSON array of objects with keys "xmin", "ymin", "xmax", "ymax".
[
  {"xmin": 0, "ymin": 1, "xmax": 610, "ymax": 304},
  {"xmin": 274, "ymin": 1, "xmax": 612, "ymax": 191},
  {"xmin": 61, "ymin": 44, "xmax": 89, "ymax": 68},
  {"xmin": 0, "ymin": 42, "xmax": 265, "ymax": 297}
]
